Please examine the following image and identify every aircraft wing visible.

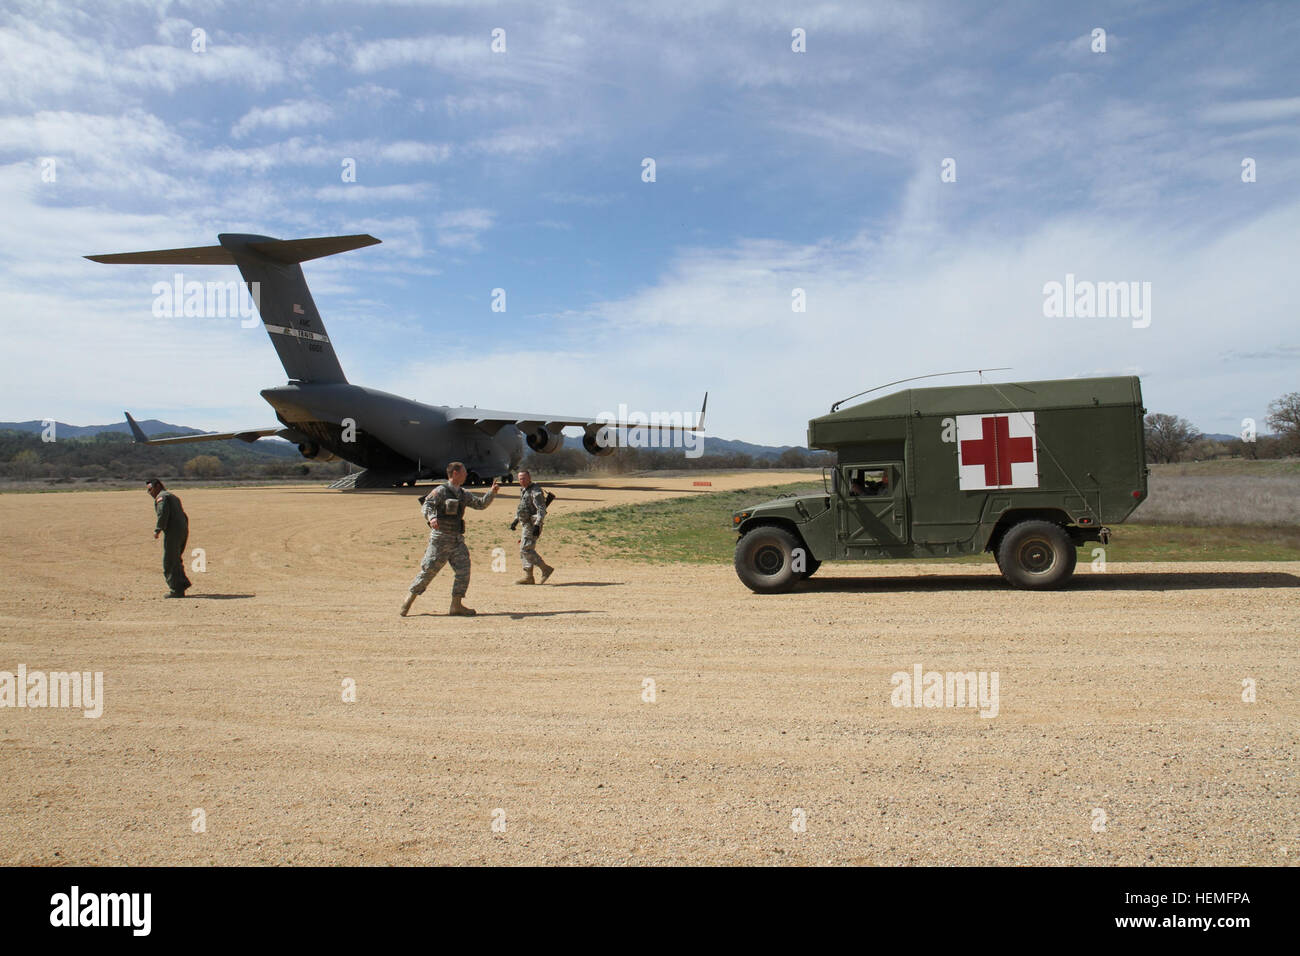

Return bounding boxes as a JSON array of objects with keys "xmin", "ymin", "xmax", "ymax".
[
  {"xmin": 447, "ymin": 393, "xmax": 707, "ymax": 436},
  {"xmin": 124, "ymin": 411, "xmax": 284, "ymax": 445}
]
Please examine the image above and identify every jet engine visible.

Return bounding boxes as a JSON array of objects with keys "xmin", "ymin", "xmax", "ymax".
[
  {"xmin": 297, "ymin": 441, "xmax": 340, "ymax": 462},
  {"xmin": 582, "ymin": 428, "xmax": 616, "ymax": 457},
  {"xmin": 525, "ymin": 427, "xmax": 564, "ymax": 454}
]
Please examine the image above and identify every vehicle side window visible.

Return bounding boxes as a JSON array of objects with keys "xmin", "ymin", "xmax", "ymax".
[{"xmin": 846, "ymin": 466, "xmax": 890, "ymax": 497}]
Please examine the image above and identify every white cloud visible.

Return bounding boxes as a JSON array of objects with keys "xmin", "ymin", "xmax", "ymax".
[
  {"xmin": 0, "ymin": 18, "xmax": 289, "ymax": 109},
  {"xmin": 314, "ymin": 183, "xmax": 435, "ymax": 202},
  {"xmin": 232, "ymin": 99, "xmax": 334, "ymax": 138},
  {"xmin": 350, "ymin": 34, "xmax": 483, "ymax": 73},
  {"xmin": 434, "ymin": 208, "xmax": 495, "ymax": 249},
  {"xmin": 1201, "ymin": 96, "xmax": 1300, "ymax": 124}
]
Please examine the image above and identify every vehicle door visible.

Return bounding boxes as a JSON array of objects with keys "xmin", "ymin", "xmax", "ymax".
[{"xmin": 838, "ymin": 462, "xmax": 908, "ymax": 553}]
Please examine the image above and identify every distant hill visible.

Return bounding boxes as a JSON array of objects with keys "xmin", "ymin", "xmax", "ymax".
[
  {"xmin": 3, "ymin": 418, "xmax": 815, "ymax": 461},
  {"xmin": 0, "ymin": 419, "xmax": 300, "ymax": 458},
  {"xmin": 0, "ymin": 419, "xmax": 205, "ymax": 438}
]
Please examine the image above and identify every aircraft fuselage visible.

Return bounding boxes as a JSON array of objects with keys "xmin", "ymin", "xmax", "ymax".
[{"xmin": 261, "ymin": 383, "xmax": 524, "ymax": 482}]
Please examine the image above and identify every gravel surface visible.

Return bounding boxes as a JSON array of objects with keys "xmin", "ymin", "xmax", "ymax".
[{"xmin": 2, "ymin": 478, "xmax": 1296, "ymax": 865}]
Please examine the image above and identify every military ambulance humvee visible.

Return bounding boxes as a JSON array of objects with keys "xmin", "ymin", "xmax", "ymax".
[{"xmin": 732, "ymin": 376, "xmax": 1148, "ymax": 592}]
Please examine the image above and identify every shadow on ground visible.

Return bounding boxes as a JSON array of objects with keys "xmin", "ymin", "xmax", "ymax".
[
  {"xmin": 543, "ymin": 581, "xmax": 625, "ymax": 588},
  {"xmin": 797, "ymin": 570, "xmax": 1300, "ymax": 593},
  {"xmin": 410, "ymin": 609, "xmax": 602, "ymax": 619}
]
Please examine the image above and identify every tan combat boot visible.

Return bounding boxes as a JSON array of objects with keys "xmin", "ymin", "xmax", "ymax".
[
  {"xmin": 449, "ymin": 596, "xmax": 476, "ymax": 617},
  {"xmin": 515, "ymin": 567, "xmax": 536, "ymax": 585},
  {"xmin": 399, "ymin": 592, "xmax": 417, "ymax": 617},
  {"xmin": 538, "ymin": 562, "xmax": 555, "ymax": 584}
]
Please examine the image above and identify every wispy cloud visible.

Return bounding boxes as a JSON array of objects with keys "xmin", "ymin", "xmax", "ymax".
[
  {"xmin": 232, "ymin": 99, "xmax": 334, "ymax": 138},
  {"xmin": 1, "ymin": 0, "xmax": 1298, "ymax": 443}
]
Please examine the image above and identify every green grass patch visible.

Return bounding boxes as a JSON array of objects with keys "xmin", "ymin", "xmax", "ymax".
[
  {"xmin": 550, "ymin": 481, "xmax": 1300, "ymax": 564},
  {"xmin": 1102, "ymin": 523, "xmax": 1300, "ymax": 561},
  {"xmin": 556, "ymin": 482, "xmax": 823, "ymax": 564}
]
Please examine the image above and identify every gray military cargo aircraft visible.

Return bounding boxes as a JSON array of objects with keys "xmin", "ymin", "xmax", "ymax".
[{"xmin": 88, "ymin": 233, "xmax": 704, "ymax": 488}]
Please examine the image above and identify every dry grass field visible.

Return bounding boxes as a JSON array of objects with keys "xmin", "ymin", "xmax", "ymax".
[
  {"xmin": 1, "ymin": 474, "xmax": 1297, "ymax": 866},
  {"xmin": 1134, "ymin": 468, "xmax": 1300, "ymax": 526}
]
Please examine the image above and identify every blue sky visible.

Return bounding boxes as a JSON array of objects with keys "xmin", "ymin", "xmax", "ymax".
[{"xmin": 1, "ymin": 0, "xmax": 1297, "ymax": 445}]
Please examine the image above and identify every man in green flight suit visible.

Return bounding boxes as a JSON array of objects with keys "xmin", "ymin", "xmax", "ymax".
[{"xmin": 146, "ymin": 478, "xmax": 191, "ymax": 598}]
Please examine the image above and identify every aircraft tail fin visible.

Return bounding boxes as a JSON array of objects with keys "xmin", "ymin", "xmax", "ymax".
[{"xmin": 87, "ymin": 233, "xmax": 380, "ymax": 385}]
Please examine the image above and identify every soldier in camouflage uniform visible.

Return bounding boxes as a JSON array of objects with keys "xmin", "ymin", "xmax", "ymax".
[
  {"xmin": 146, "ymin": 478, "xmax": 191, "ymax": 597},
  {"xmin": 515, "ymin": 469, "xmax": 555, "ymax": 585},
  {"xmin": 401, "ymin": 462, "xmax": 499, "ymax": 617}
]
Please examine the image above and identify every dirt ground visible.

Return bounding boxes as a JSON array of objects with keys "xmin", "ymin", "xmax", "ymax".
[{"xmin": 1, "ymin": 474, "xmax": 1297, "ymax": 866}]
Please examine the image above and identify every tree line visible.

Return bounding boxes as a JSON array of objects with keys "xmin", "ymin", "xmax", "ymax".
[
  {"xmin": 0, "ymin": 429, "xmax": 343, "ymax": 481},
  {"xmin": 1144, "ymin": 392, "xmax": 1300, "ymax": 464}
]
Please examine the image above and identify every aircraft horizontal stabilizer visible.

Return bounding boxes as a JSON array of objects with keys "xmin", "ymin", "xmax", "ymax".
[
  {"xmin": 124, "ymin": 411, "xmax": 282, "ymax": 445},
  {"xmin": 87, "ymin": 234, "xmax": 380, "ymax": 266}
]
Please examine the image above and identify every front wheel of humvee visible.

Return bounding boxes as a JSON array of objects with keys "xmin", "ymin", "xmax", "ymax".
[
  {"xmin": 798, "ymin": 557, "xmax": 822, "ymax": 580},
  {"xmin": 997, "ymin": 520, "xmax": 1077, "ymax": 590},
  {"xmin": 735, "ymin": 526, "xmax": 803, "ymax": 593}
]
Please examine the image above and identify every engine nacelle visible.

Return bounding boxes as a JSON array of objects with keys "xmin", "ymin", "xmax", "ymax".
[
  {"xmin": 583, "ymin": 429, "xmax": 616, "ymax": 457},
  {"xmin": 297, "ymin": 441, "xmax": 339, "ymax": 462},
  {"xmin": 525, "ymin": 427, "xmax": 564, "ymax": 454}
]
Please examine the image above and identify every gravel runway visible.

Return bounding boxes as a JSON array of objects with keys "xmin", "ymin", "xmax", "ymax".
[{"xmin": 2, "ymin": 478, "xmax": 1296, "ymax": 865}]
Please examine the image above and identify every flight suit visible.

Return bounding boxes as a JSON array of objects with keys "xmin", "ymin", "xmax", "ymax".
[
  {"xmin": 410, "ymin": 482, "xmax": 497, "ymax": 598},
  {"xmin": 154, "ymin": 490, "xmax": 191, "ymax": 595}
]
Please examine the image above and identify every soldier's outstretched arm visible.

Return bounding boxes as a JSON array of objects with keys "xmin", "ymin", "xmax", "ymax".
[{"xmin": 466, "ymin": 484, "xmax": 499, "ymax": 509}]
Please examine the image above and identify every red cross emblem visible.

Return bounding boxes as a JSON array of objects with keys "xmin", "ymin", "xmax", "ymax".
[{"xmin": 956, "ymin": 413, "xmax": 1038, "ymax": 489}]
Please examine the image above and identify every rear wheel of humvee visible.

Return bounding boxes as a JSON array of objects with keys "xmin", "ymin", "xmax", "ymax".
[
  {"xmin": 735, "ymin": 526, "xmax": 802, "ymax": 593},
  {"xmin": 997, "ymin": 521, "xmax": 1077, "ymax": 590}
]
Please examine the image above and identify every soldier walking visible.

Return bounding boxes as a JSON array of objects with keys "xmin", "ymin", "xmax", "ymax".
[
  {"xmin": 401, "ymin": 462, "xmax": 499, "ymax": 617},
  {"xmin": 146, "ymin": 478, "xmax": 191, "ymax": 598},
  {"xmin": 514, "ymin": 469, "xmax": 555, "ymax": 585}
]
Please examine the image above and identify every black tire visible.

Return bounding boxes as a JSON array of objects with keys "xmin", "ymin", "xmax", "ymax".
[
  {"xmin": 997, "ymin": 520, "xmax": 1077, "ymax": 590},
  {"xmin": 735, "ymin": 526, "xmax": 803, "ymax": 593},
  {"xmin": 798, "ymin": 557, "xmax": 822, "ymax": 579}
]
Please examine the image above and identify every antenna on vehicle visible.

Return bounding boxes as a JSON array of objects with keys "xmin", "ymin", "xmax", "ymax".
[{"xmin": 830, "ymin": 368, "xmax": 1013, "ymax": 412}]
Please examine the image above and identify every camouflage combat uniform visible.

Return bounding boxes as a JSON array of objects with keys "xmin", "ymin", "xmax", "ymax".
[
  {"xmin": 409, "ymin": 481, "xmax": 497, "ymax": 598},
  {"xmin": 154, "ymin": 489, "xmax": 191, "ymax": 595},
  {"xmin": 517, "ymin": 482, "xmax": 549, "ymax": 571}
]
